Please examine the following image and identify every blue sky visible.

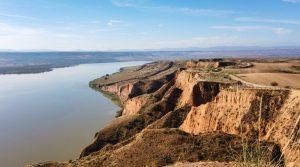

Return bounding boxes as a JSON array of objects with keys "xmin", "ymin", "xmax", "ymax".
[{"xmin": 0, "ymin": 0, "xmax": 300, "ymax": 50}]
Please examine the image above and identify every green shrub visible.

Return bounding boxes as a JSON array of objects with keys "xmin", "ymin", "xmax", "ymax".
[{"xmin": 270, "ymin": 81, "xmax": 278, "ymax": 86}]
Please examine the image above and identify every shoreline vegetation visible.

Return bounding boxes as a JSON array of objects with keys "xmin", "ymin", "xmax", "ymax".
[{"xmin": 89, "ymin": 82, "xmax": 124, "ymax": 117}]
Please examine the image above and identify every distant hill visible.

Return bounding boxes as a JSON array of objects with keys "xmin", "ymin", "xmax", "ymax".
[
  {"xmin": 149, "ymin": 45, "xmax": 300, "ymax": 51},
  {"xmin": 0, "ymin": 49, "xmax": 299, "ymax": 74}
]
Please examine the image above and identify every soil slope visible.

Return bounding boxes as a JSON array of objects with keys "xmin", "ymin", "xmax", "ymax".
[{"xmin": 28, "ymin": 60, "xmax": 300, "ymax": 167}]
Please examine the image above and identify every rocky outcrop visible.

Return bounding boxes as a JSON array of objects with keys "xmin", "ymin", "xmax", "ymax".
[
  {"xmin": 30, "ymin": 61, "xmax": 300, "ymax": 167},
  {"xmin": 186, "ymin": 60, "xmax": 220, "ymax": 68},
  {"xmin": 186, "ymin": 60, "xmax": 236, "ymax": 69}
]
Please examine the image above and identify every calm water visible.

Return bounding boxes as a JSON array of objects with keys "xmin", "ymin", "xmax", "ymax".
[{"xmin": 0, "ymin": 61, "xmax": 148, "ymax": 167}]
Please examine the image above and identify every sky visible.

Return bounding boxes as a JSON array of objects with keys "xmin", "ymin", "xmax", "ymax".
[{"xmin": 0, "ymin": 0, "xmax": 300, "ymax": 51}]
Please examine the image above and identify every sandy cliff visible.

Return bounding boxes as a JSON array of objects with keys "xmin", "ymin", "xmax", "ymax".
[{"xmin": 29, "ymin": 60, "xmax": 300, "ymax": 167}]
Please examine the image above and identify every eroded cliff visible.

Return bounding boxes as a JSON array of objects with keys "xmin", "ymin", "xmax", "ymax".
[{"xmin": 29, "ymin": 60, "xmax": 300, "ymax": 167}]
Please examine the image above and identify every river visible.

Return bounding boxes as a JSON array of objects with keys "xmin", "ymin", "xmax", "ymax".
[{"xmin": 0, "ymin": 61, "xmax": 148, "ymax": 167}]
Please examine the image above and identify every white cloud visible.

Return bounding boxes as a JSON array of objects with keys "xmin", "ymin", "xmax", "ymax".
[
  {"xmin": 211, "ymin": 25, "xmax": 269, "ymax": 31},
  {"xmin": 0, "ymin": 12, "xmax": 36, "ymax": 20},
  {"xmin": 153, "ymin": 36, "xmax": 255, "ymax": 48},
  {"xmin": 0, "ymin": 23, "xmax": 242, "ymax": 50},
  {"xmin": 211, "ymin": 25, "xmax": 292, "ymax": 35},
  {"xmin": 111, "ymin": 0, "xmax": 236, "ymax": 17},
  {"xmin": 0, "ymin": 22, "xmax": 44, "ymax": 36},
  {"xmin": 0, "ymin": 21, "xmax": 137, "ymax": 50},
  {"xmin": 235, "ymin": 17, "xmax": 300, "ymax": 25},
  {"xmin": 105, "ymin": 19, "xmax": 132, "ymax": 29},
  {"xmin": 111, "ymin": 0, "xmax": 143, "ymax": 7},
  {"xmin": 106, "ymin": 20, "xmax": 123, "ymax": 26},
  {"xmin": 0, "ymin": 22, "xmax": 89, "ymax": 50},
  {"xmin": 148, "ymin": 6, "xmax": 236, "ymax": 17},
  {"xmin": 282, "ymin": 0, "xmax": 300, "ymax": 3},
  {"xmin": 274, "ymin": 28, "xmax": 292, "ymax": 35}
]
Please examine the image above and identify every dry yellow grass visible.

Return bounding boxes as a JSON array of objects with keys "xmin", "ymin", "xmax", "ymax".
[
  {"xmin": 237, "ymin": 73, "xmax": 300, "ymax": 89},
  {"xmin": 225, "ymin": 62, "xmax": 300, "ymax": 74},
  {"xmin": 167, "ymin": 161, "xmax": 238, "ymax": 167}
]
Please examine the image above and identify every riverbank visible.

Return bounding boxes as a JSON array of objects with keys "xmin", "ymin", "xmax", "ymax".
[
  {"xmin": 28, "ymin": 58, "xmax": 300, "ymax": 167},
  {"xmin": 90, "ymin": 84, "xmax": 124, "ymax": 117}
]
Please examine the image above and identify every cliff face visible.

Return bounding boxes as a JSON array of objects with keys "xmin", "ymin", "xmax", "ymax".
[
  {"xmin": 186, "ymin": 60, "xmax": 220, "ymax": 68},
  {"xmin": 180, "ymin": 88, "xmax": 289, "ymax": 137},
  {"xmin": 29, "ymin": 61, "xmax": 300, "ymax": 167},
  {"xmin": 180, "ymin": 88, "xmax": 300, "ymax": 165},
  {"xmin": 87, "ymin": 62, "xmax": 299, "ymax": 166}
]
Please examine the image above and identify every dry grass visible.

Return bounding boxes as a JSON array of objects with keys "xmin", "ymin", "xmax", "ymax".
[
  {"xmin": 167, "ymin": 161, "xmax": 238, "ymax": 167},
  {"xmin": 224, "ymin": 62, "xmax": 300, "ymax": 74},
  {"xmin": 236, "ymin": 94, "xmax": 276, "ymax": 167},
  {"xmin": 237, "ymin": 73, "xmax": 300, "ymax": 89}
]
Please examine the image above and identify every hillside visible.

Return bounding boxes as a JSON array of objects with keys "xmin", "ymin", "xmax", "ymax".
[
  {"xmin": 28, "ymin": 59, "xmax": 300, "ymax": 167},
  {"xmin": 1, "ymin": 50, "xmax": 300, "ymax": 74}
]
